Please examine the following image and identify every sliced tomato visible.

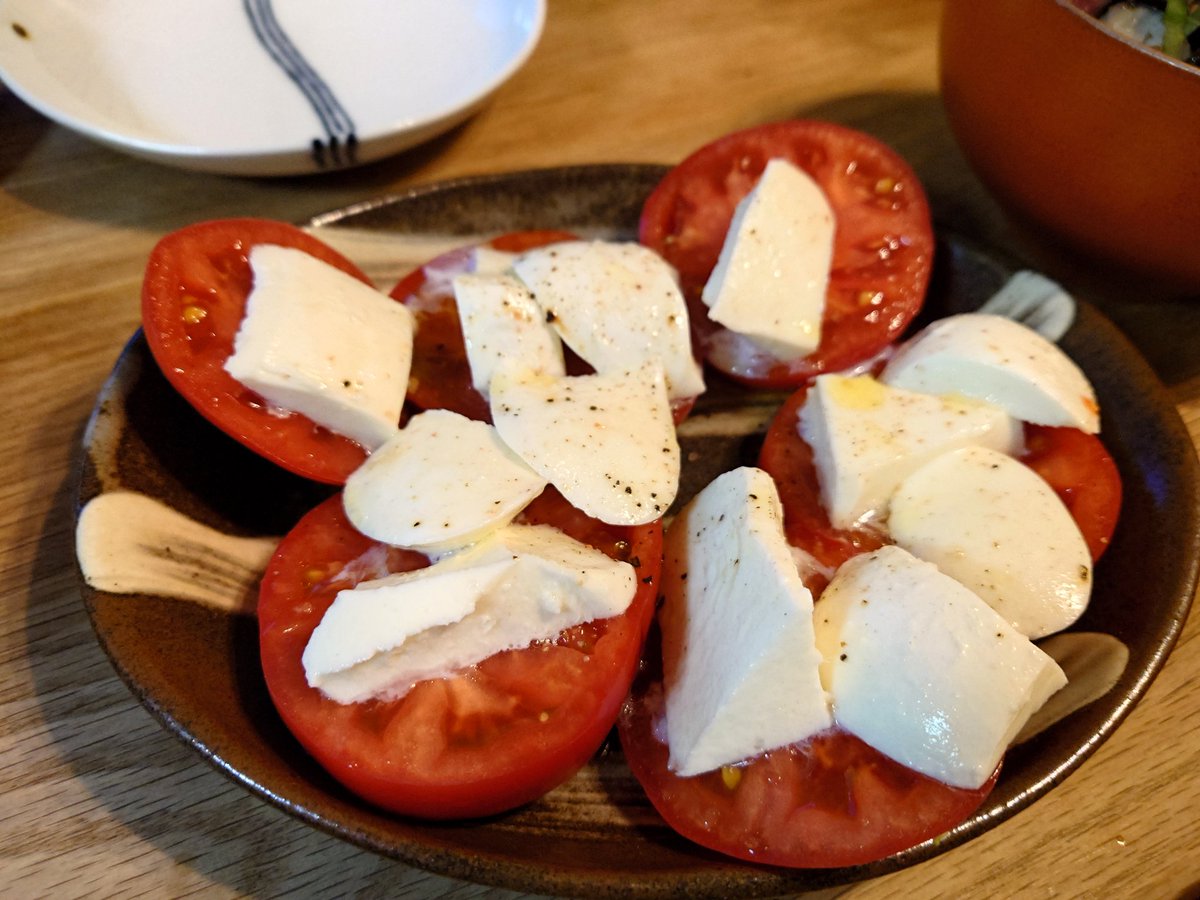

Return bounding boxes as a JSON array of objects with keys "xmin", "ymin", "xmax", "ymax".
[
  {"xmin": 639, "ymin": 120, "xmax": 934, "ymax": 388},
  {"xmin": 618, "ymin": 384, "xmax": 1124, "ymax": 867},
  {"xmin": 619, "ymin": 391, "xmax": 994, "ymax": 870},
  {"xmin": 1021, "ymin": 424, "xmax": 1122, "ymax": 560},
  {"xmin": 757, "ymin": 386, "xmax": 1123, "ymax": 568},
  {"xmin": 389, "ymin": 230, "xmax": 578, "ymax": 422},
  {"xmin": 391, "ymin": 230, "xmax": 699, "ymax": 424},
  {"xmin": 258, "ymin": 488, "xmax": 661, "ymax": 820},
  {"xmin": 619, "ymin": 672, "xmax": 995, "ymax": 868},
  {"xmin": 757, "ymin": 386, "xmax": 887, "ymax": 584},
  {"xmin": 141, "ymin": 218, "xmax": 379, "ymax": 484}
]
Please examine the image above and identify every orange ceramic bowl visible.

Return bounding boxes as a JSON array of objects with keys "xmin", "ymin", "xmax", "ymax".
[{"xmin": 940, "ymin": 0, "xmax": 1200, "ymax": 290}]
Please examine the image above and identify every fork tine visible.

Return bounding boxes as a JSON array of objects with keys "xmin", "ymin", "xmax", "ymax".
[{"xmin": 977, "ymin": 270, "xmax": 1076, "ymax": 342}]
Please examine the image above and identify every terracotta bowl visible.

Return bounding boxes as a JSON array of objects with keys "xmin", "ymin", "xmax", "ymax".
[{"xmin": 940, "ymin": 0, "xmax": 1200, "ymax": 290}]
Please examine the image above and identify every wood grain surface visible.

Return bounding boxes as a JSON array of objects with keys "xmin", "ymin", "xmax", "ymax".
[{"xmin": 2, "ymin": 1, "xmax": 1197, "ymax": 897}]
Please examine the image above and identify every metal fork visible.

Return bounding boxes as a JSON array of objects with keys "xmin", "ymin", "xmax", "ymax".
[{"xmin": 977, "ymin": 270, "xmax": 1076, "ymax": 343}]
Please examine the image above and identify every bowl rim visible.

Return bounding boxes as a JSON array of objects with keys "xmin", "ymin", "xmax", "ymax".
[{"xmin": 1054, "ymin": 0, "xmax": 1200, "ymax": 80}]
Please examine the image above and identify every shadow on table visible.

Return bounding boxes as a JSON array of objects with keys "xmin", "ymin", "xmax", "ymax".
[{"xmin": 0, "ymin": 81, "xmax": 474, "ymax": 241}]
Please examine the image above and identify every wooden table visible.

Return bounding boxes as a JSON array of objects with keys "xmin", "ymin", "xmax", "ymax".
[{"xmin": 3, "ymin": 1, "xmax": 1197, "ymax": 896}]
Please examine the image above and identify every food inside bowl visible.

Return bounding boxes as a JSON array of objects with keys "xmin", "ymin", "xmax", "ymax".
[{"xmin": 1071, "ymin": 0, "xmax": 1200, "ymax": 63}]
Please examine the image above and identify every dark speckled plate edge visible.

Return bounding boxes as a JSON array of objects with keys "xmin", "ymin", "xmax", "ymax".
[{"xmin": 73, "ymin": 165, "xmax": 1200, "ymax": 898}]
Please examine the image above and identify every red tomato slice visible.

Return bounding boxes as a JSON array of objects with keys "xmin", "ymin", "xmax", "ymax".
[
  {"xmin": 639, "ymin": 120, "xmax": 934, "ymax": 388},
  {"xmin": 391, "ymin": 230, "xmax": 699, "ymax": 424},
  {"xmin": 758, "ymin": 386, "xmax": 1123, "ymax": 568},
  {"xmin": 258, "ymin": 488, "xmax": 661, "ymax": 820},
  {"xmin": 618, "ymin": 383, "xmax": 1123, "ymax": 868},
  {"xmin": 756, "ymin": 386, "xmax": 887, "ymax": 584},
  {"xmin": 618, "ymin": 665, "xmax": 995, "ymax": 869},
  {"xmin": 389, "ymin": 230, "xmax": 578, "ymax": 422},
  {"xmin": 141, "ymin": 218, "xmax": 379, "ymax": 484},
  {"xmin": 1021, "ymin": 424, "xmax": 1122, "ymax": 560}
]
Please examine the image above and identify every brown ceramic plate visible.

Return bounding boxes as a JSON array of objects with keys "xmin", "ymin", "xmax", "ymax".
[{"xmin": 74, "ymin": 165, "xmax": 1200, "ymax": 897}]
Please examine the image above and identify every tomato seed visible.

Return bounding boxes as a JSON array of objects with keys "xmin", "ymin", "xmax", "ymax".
[{"xmin": 182, "ymin": 304, "xmax": 208, "ymax": 324}]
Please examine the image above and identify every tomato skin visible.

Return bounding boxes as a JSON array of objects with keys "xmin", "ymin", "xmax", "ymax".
[
  {"xmin": 141, "ymin": 218, "xmax": 377, "ymax": 484},
  {"xmin": 639, "ymin": 120, "xmax": 934, "ymax": 388},
  {"xmin": 258, "ymin": 489, "xmax": 662, "ymax": 820},
  {"xmin": 389, "ymin": 230, "xmax": 578, "ymax": 422},
  {"xmin": 619, "ymin": 673, "xmax": 996, "ymax": 869}
]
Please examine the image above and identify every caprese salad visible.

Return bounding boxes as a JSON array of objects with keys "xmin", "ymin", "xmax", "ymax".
[
  {"xmin": 618, "ymin": 318, "xmax": 1120, "ymax": 868},
  {"xmin": 129, "ymin": 119, "xmax": 1121, "ymax": 866}
]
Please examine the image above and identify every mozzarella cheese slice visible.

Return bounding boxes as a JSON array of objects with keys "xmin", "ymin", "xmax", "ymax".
[
  {"xmin": 489, "ymin": 363, "xmax": 680, "ymax": 526},
  {"xmin": 452, "ymin": 272, "xmax": 566, "ymax": 397},
  {"xmin": 342, "ymin": 408, "xmax": 547, "ymax": 553},
  {"xmin": 888, "ymin": 446, "xmax": 1092, "ymax": 639},
  {"xmin": 880, "ymin": 313, "xmax": 1100, "ymax": 433},
  {"xmin": 813, "ymin": 545, "xmax": 1067, "ymax": 789},
  {"xmin": 661, "ymin": 467, "xmax": 832, "ymax": 776},
  {"xmin": 470, "ymin": 246, "xmax": 519, "ymax": 276},
  {"xmin": 511, "ymin": 240, "xmax": 706, "ymax": 401},
  {"xmin": 798, "ymin": 374, "xmax": 1023, "ymax": 529},
  {"xmin": 302, "ymin": 523, "xmax": 637, "ymax": 704},
  {"xmin": 701, "ymin": 158, "xmax": 833, "ymax": 362},
  {"xmin": 224, "ymin": 244, "xmax": 413, "ymax": 451}
]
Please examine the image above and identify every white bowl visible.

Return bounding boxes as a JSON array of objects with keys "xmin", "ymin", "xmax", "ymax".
[{"xmin": 0, "ymin": 0, "xmax": 545, "ymax": 176}]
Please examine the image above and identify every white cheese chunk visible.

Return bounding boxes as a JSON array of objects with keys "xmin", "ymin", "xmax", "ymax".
[
  {"xmin": 490, "ymin": 363, "xmax": 680, "ymax": 526},
  {"xmin": 813, "ymin": 545, "xmax": 1067, "ymax": 789},
  {"xmin": 889, "ymin": 446, "xmax": 1092, "ymax": 639},
  {"xmin": 880, "ymin": 312, "xmax": 1099, "ymax": 433},
  {"xmin": 470, "ymin": 246, "xmax": 519, "ymax": 276},
  {"xmin": 661, "ymin": 467, "xmax": 832, "ymax": 776},
  {"xmin": 302, "ymin": 523, "xmax": 637, "ymax": 704},
  {"xmin": 798, "ymin": 374, "xmax": 1023, "ymax": 529},
  {"xmin": 452, "ymin": 273, "xmax": 566, "ymax": 398},
  {"xmin": 701, "ymin": 158, "xmax": 833, "ymax": 362},
  {"xmin": 511, "ymin": 240, "xmax": 705, "ymax": 401},
  {"xmin": 342, "ymin": 408, "xmax": 547, "ymax": 553},
  {"xmin": 224, "ymin": 244, "xmax": 413, "ymax": 451}
]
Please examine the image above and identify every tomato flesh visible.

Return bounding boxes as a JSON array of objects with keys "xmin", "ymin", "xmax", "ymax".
[
  {"xmin": 388, "ymin": 230, "xmax": 578, "ymax": 422},
  {"xmin": 1021, "ymin": 424, "xmax": 1122, "ymax": 560},
  {"xmin": 756, "ymin": 387, "xmax": 888, "ymax": 588},
  {"xmin": 758, "ymin": 386, "xmax": 1123, "ymax": 568},
  {"xmin": 258, "ymin": 488, "xmax": 661, "ymax": 820},
  {"xmin": 619, "ymin": 670, "xmax": 995, "ymax": 869},
  {"xmin": 391, "ymin": 229, "xmax": 699, "ymax": 424},
  {"xmin": 639, "ymin": 120, "xmax": 934, "ymax": 387},
  {"xmin": 618, "ymin": 381, "xmax": 1123, "ymax": 868},
  {"xmin": 141, "ymin": 219, "xmax": 379, "ymax": 484}
]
